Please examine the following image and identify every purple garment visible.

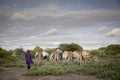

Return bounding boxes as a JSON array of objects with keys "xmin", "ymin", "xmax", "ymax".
[{"xmin": 25, "ymin": 51, "xmax": 33, "ymax": 67}]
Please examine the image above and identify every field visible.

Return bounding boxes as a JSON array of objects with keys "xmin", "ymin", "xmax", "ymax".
[{"xmin": 0, "ymin": 54, "xmax": 120, "ymax": 80}]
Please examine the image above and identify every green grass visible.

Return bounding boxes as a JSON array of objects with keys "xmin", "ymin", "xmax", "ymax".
[
  {"xmin": 0, "ymin": 56, "xmax": 26, "ymax": 68},
  {"xmin": 24, "ymin": 55, "xmax": 120, "ymax": 80},
  {"xmin": 95, "ymin": 55, "xmax": 120, "ymax": 80},
  {"xmin": 0, "ymin": 54, "xmax": 120, "ymax": 80},
  {"xmin": 0, "ymin": 60, "xmax": 26, "ymax": 68}
]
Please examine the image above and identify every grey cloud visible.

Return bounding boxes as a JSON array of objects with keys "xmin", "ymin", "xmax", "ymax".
[
  {"xmin": 106, "ymin": 28, "xmax": 120, "ymax": 37},
  {"xmin": 3, "ymin": 0, "xmax": 119, "ymax": 9},
  {"xmin": 0, "ymin": 7, "xmax": 14, "ymax": 24},
  {"xmin": 97, "ymin": 26, "xmax": 114, "ymax": 34},
  {"xmin": 1, "ymin": 6, "xmax": 120, "ymax": 30},
  {"xmin": 0, "ymin": 3, "xmax": 119, "ymax": 51},
  {"xmin": 0, "ymin": 5, "xmax": 120, "ymax": 50},
  {"xmin": 39, "ymin": 28, "xmax": 59, "ymax": 37},
  {"xmin": 0, "ymin": 30, "xmax": 120, "ymax": 50},
  {"xmin": 97, "ymin": 26, "xmax": 110, "ymax": 32},
  {"xmin": 7, "ymin": 8, "xmax": 120, "ymax": 30},
  {"xmin": 94, "ymin": 0, "xmax": 120, "ymax": 3}
]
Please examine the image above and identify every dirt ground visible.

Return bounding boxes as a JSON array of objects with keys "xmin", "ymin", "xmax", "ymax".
[{"xmin": 0, "ymin": 67, "xmax": 101, "ymax": 80}]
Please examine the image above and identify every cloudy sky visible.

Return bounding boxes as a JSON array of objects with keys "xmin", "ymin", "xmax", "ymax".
[{"xmin": 0, "ymin": 0, "xmax": 120, "ymax": 50}]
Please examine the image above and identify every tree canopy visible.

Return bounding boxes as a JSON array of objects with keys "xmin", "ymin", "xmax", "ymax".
[
  {"xmin": 14, "ymin": 48, "xmax": 24, "ymax": 56},
  {"xmin": 105, "ymin": 44, "xmax": 120, "ymax": 55},
  {"xmin": 45, "ymin": 48, "xmax": 57, "ymax": 54},
  {"xmin": 90, "ymin": 49, "xmax": 101, "ymax": 55},
  {"xmin": 59, "ymin": 43, "xmax": 83, "ymax": 52},
  {"xmin": 33, "ymin": 46, "xmax": 43, "ymax": 52}
]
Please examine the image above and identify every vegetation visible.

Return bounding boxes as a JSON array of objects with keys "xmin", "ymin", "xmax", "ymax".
[
  {"xmin": 0, "ymin": 43, "xmax": 120, "ymax": 80},
  {"xmin": 59, "ymin": 43, "xmax": 83, "ymax": 51},
  {"xmin": 45, "ymin": 48, "xmax": 57, "ymax": 54},
  {"xmin": 30, "ymin": 46, "xmax": 43, "ymax": 57},
  {"xmin": 14, "ymin": 48, "xmax": 25, "ymax": 56},
  {"xmin": 90, "ymin": 49, "xmax": 102, "ymax": 55},
  {"xmin": 105, "ymin": 44, "xmax": 120, "ymax": 55},
  {"xmin": 99, "ymin": 47, "xmax": 106, "ymax": 51},
  {"xmin": 33, "ymin": 46, "xmax": 43, "ymax": 52},
  {"xmin": 0, "ymin": 47, "xmax": 25, "ymax": 67},
  {"xmin": 24, "ymin": 55, "xmax": 120, "ymax": 80}
]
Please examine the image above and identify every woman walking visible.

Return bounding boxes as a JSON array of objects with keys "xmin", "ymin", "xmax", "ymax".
[{"xmin": 25, "ymin": 50, "xmax": 33, "ymax": 70}]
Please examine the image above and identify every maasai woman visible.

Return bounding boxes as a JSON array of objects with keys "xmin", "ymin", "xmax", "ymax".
[{"xmin": 25, "ymin": 50, "xmax": 33, "ymax": 70}]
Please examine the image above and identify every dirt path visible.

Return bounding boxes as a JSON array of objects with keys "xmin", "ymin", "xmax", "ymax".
[{"xmin": 0, "ymin": 67, "xmax": 101, "ymax": 80}]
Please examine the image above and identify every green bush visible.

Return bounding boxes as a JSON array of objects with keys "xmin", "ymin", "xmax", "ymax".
[
  {"xmin": 0, "ymin": 47, "xmax": 26, "ymax": 67},
  {"xmin": 105, "ymin": 44, "xmax": 120, "ymax": 55},
  {"xmin": 90, "ymin": 49, "xmax": 101, "ymax": 55},
  {"xmin": 59, "ymin": 43, "xmax": 83, "ymax": 51}
]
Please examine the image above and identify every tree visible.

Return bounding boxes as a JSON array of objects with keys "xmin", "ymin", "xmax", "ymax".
[
  {"xmin": 12, "ymin": 51, "xmax": 16, "ymax": 57},
  {"xmin": 98, "ymin": 47, "xmax": 106, "ymax": 55},
  {"xmin": 105, "ymin": 44, "xmax": 120, "ymax": 55},
  {"xmin": 69, "ymin": 43, "xmax": 83, "ymax": 51},
  {"xmin": 33, "ymin": 46, "xmax": 43, "ymax": 52},
  {"xmin": 31, "ymin": 46, "xmax": 43, "ymax": 57},
  {"xmin": 59, "ymin": 43, "xmax": 83, "ymax": 52},
  {"xmin": 45, "ymin": 48, "xmax": 57, "ymax": 54},
  {"xmin": 59, "ymin": 43, "xmax": 70, "ymax": 51},
  {"xmin": 90, "ymin": 49, "xmax": 101, "ymax": 55},
  {"xmin": 8, "ymin": 50, "xmax": 14, "ymax": 55},
  {"xmin": 0, "ymin": 47, "xmax": 8, "ymax": 54},
  {"xmin": 99, "ymin": 47, "xmax": 106, "ymax": 51},
  {"xmin": 0, "ymin": 47, "xmax": 9, "ymax": 57},
  {"xmin": 14, "ymin": 48, "xmax": 25, "ymax": 56}
]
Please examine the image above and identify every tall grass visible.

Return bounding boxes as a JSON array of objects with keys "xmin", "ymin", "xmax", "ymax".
[
  {"xmin": 24, "ymin": 55, "xmax": 120, "ymax": 80},
  {"xmin": 0, "ymin": 55, "xmax": 26, "ymax": 67},
  {"xmin": 1, "ymin": 53, "xmax": 119, "ymax": 80},
  {"xmin": 95, "ymin": 55, "xmax": 120, "ymax": 80}
]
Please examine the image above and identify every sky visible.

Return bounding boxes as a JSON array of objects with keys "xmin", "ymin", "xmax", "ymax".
[{"xmin": 0, "ymin": 0, "xmax": 120, "ymax": 50}]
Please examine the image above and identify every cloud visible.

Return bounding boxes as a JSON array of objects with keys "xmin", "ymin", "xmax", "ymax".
[
  {"xmin": 106, "ymin": 28, "xmax": 120, "ymax": 37},
  {"xmin": 0, "ymin": 7, "xmax": 14, "ymax": 24},
  {"xmin": 25, "ymin": 28, "xmax": 60, "ymax": 40},
  {"xmin": 0, "ymin": 2, "xmax": 120, "ymax": 50},
  {"xmin": 10, "ymin": 12, "xmax": 29, "ymax": 20},
  {"xmin": 8, "ymin": 8, "xmax": 120, "ymax": 28},
  {"xmin": 39, "ymin": 28, "xmax": 59, "ymax": 37},
  {"xmin": 53, "ymin": 41, "xmax": 62, "ymax": 45},
  {"xmin": 1, "ymin": 5, "xmax": 120, "ymax": 29},
  {"xmin": 1, "ymin": 0, "xmax": 119, "ymax": 10},
  {"xmin": 97, "ymin": 26, "xmax": 110, "ymax": 32},
  {"xmin": 26, "ymin": 36, "xmax": 38, "ymax": 40}
]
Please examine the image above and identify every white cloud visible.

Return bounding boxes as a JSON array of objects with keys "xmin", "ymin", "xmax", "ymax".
[
  {"xmin": 106, "ymin": 28, "xmax": 120, "ymax": 37},
  {"xmin": 39, "ymin": 28, "xmax": 59, "ymax": 36},
  {"xmin": 21, "ymin": 43, "xmax": 32, "ymax": 46},
  {"xmin": 8, "ymin": 7, "xmax": 120, "ymax": 25},
  {"xmin": 97, "ymin": 26, "xmax": 110, "ymax": 32},
  {"xmin": 26, "ymin": 36, "xmax": 38, "ymax": 40},
  {"xmin": 10, "ymin": 12, "xmax": 29, "ymax": 20},
  {"xmin": 53, "ymin": 41, "xmax": 62, "ymax": 45},
  {"xmin": 1, "ymin": 6, "xmax": 120, "ymax": 50}
]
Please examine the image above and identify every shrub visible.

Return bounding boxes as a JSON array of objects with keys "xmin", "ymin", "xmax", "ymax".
[
  {"xmin": 105, "ymin": 44, "xmax": 120, "ymax": 55},
  {"xmin": 59, "ymin": 43, "xmax": 83, "ymax": 52},
  {"xmin": 90, "ymin": 49, "xmax": 101, "ymax": 55}
]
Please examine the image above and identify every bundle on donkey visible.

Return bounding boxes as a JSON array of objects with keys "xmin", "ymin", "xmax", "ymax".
[
  {"xmin": 62, "ymin": 51, "xmax": 91, "ymax": 64},
  {"xmin": 35, "ymin": 50, "xmax": 49, "ymax": 66},
  {"xmin": 50, "ymin": 49, "xmax": 63, "ymax": 62}
]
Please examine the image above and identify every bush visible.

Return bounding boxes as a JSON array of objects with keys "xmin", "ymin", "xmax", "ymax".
[
  {"xmin": 59, "ymin": 43, "xmax": 83, "ymax": 52},
  {"xmin": 0, "ymin": 47, "xmax": 26, "ymax": 67},
  {"xmin": 90, "ymin": 49, "xmax": 101, "ymax": 55},
  {"xmin": 105, "ymin": 44, "xmax": 120, "ymax": 55}
]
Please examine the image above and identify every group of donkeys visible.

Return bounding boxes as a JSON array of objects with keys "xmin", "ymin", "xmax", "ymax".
[{"xmin": 35, "ymin": 49, "xmax": 98, "ymax": 65}]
